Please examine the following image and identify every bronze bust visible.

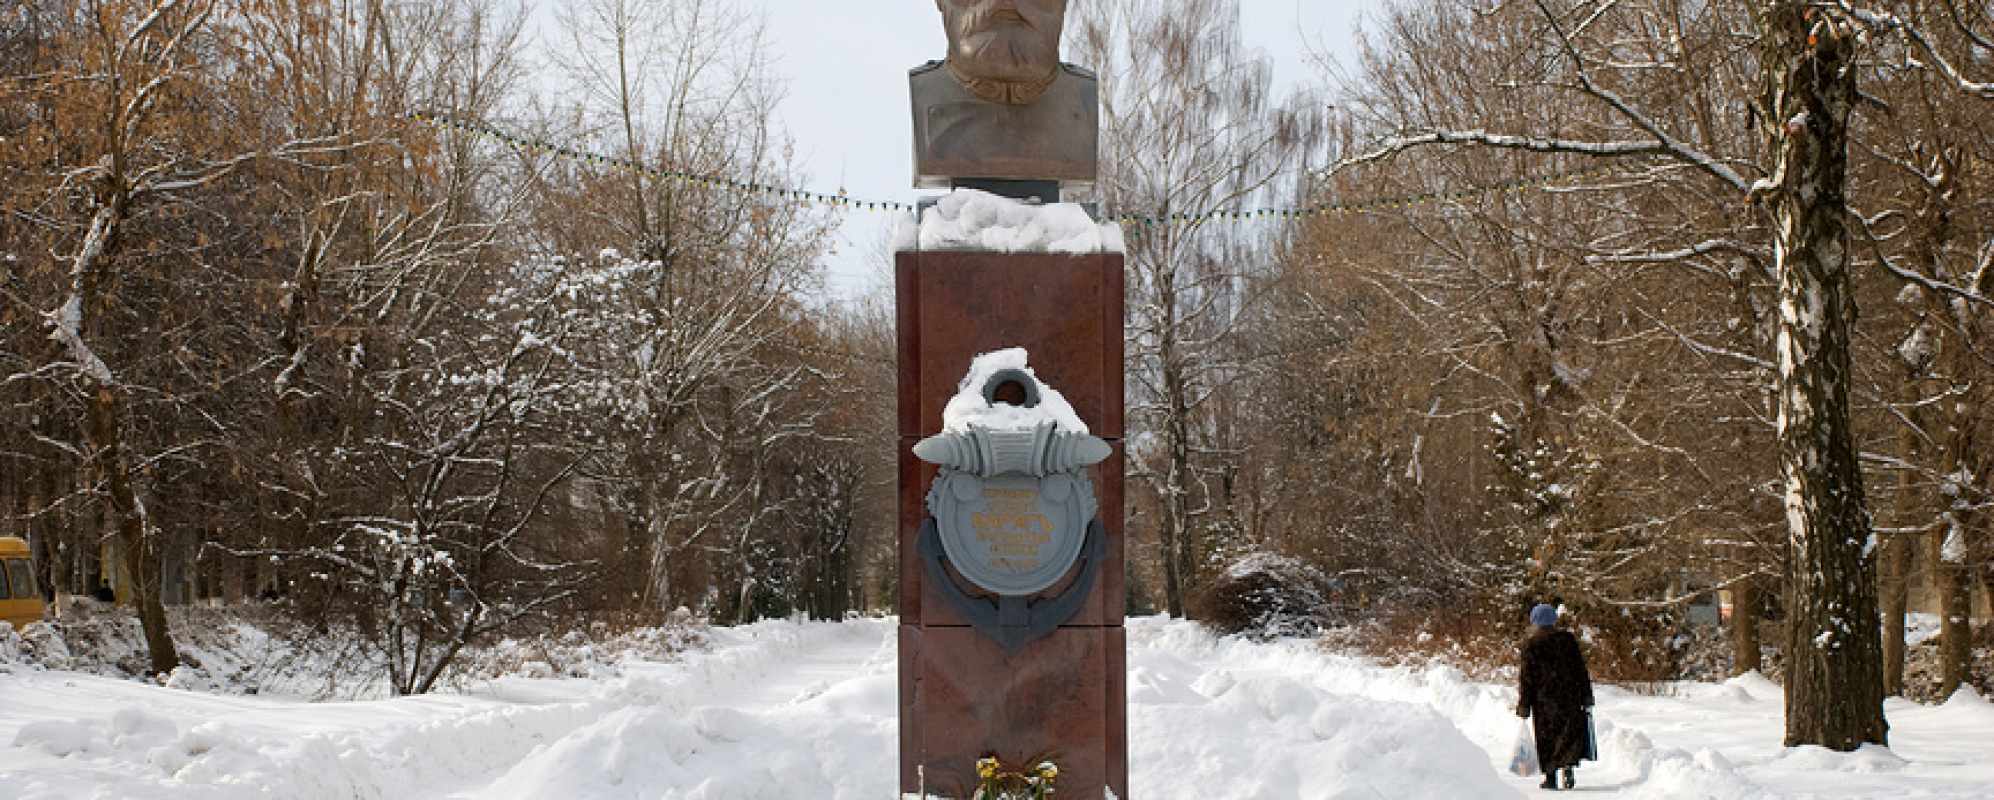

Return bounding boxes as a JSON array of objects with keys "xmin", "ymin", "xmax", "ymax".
[{"xmin": 911, "ymin": 0, "xmax": 1099, "ymax": 192}]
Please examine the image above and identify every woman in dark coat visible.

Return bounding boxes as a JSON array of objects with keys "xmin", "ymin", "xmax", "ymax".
[{"xmin": 1515, "ymin": 603, "xmax": 1595, "ymax": 790}]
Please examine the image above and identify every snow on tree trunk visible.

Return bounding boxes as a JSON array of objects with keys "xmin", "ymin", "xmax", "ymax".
[
  {"xmin": 1760, "ymin": 2, "xmax": 1885, "ymax": 750},
  {"xmin": 1933, "ymin": 445, "xmax": 1977, "ymax": 700},
  {"xmin": 1160, "ymin": 269, "xmax": 1191, "ymax": 619},
  {"xmin": 1933, "ymin": 522, "xmax": 1974, "ymax": 699},
  {"xmin": 88, "ymin": 387, "xmax": 179, "ymax": 675},
  {"xmin": 54, "ymin": 189, "xmax": 180, "ymax": 676}
]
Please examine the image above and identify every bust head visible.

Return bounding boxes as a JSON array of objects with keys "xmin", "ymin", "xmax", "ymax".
[{"xmin": 937, "ymin": 0, "xmax": 1068, "ymax": 103}]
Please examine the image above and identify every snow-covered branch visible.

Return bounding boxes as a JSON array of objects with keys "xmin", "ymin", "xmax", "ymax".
[{"xmin": 1842, "ymin": 2, "xmax": 1994, "ymax": 99}]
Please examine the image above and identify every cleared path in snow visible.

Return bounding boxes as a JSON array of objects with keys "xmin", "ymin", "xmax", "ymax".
[{"xmin": 6, "ymin": 617, "xmax": 1994, "ymax": 798}]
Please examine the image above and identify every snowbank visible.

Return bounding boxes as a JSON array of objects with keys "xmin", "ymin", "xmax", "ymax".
[
  {"xmin": 468, "ymin": 620, "xmax": 898, "ymax": 799},
  {"xmin": 1, "ymin": 600, "xmax": 390, "ymax": 699},
  {"xmin": 1123, "ymin": 618, "xmax": 1511, "ymax": 797},
  {"xmin": 906, "ymin": 189, "xmax": 1122, "ymax": 254},
  {"xmin": 0, "ymin": 619, "xmax": 874, "ymax": 800},
  {"xmin": 3, "ymin": 670, "xmax": 610, "ymax": 799},
  {"xmin": 940, "ymin": 347, "xmax": 1088, "ymax": 434},
  {"xmin": 0, "ymin": 624, "xmax": 26, "ymax": 666}
]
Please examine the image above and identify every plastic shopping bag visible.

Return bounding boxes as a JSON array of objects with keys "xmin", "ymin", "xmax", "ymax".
[
  {"xmin": 1583, "ymin": 711, "xmax": 1599, "ymax": 762},
  {"xmin": 1507, "ymin": 719, "xmax": 1540, "ymax": 777}
]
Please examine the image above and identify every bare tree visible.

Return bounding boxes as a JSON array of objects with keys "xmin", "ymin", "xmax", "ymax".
[
  {"xmin": 0, "ymin": 0, "xmax": 372, "ymax": 673},
  {"xmin": 536, "ymin": 0, "xmax": 833, "ymax": 615},
  {"xmin": 1069, "ymin": 0, "xmax": 1325, "ymax": 617}
]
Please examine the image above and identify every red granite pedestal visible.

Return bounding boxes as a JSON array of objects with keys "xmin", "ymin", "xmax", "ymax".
[{"xmin": 897, "ymin": 250, "xmax": 1127, "ymax": 799}]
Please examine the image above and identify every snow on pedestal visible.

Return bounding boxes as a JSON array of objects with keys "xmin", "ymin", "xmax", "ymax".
[
  {"xmin": 897, "ymin": 189, "xmax": 1123, "ymax": 254},
  {"xmin": 940, "ymin": 347, "xmax": 1088, "ymax": 435}
]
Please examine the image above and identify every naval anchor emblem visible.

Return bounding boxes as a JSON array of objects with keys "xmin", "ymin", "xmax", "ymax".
[{"xmin": 915, "ymin": 362, "xmax": 1111, "ymax": 652}]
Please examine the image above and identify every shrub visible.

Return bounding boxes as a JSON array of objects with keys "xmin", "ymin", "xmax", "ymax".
[{"xmin": 1192, "ymin": 552, "xmax": 1333, "ymax": 639}]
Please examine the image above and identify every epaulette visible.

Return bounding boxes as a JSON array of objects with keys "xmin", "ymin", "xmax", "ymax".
[
  {"xmin": 1060, "ymin": 62, "xmax": 1097, "ymax": 80},
  {"xmin": 909, "ymin": 59, "xmax": 946, "ymax": 77}
]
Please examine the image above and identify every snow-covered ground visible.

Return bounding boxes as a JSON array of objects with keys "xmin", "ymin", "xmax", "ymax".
[{"xmin": 3, "ymin": 617, "xmax": 1991, "ymax": 798}]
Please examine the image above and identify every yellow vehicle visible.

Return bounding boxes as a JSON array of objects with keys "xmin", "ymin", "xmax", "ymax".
[{"xmin": 1, "ymin": 537, "xmax": 46, "ymax": 631}]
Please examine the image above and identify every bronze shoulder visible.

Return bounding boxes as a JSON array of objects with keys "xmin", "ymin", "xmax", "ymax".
[
  {"xmin": 1060, "ymin": 63, "xmax": 1098, "ymax": 80},
  {"xmin": 910, "ymin": 59, "xmax": 946, "ymax": 77}
]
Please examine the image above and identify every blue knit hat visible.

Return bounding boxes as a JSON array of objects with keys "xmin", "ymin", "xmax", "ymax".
[{"xmin": 1529, "ymin": 604, "xmax": 1558, "ymax": 628}]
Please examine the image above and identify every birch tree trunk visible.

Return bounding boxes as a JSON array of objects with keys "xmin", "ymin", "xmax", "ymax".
[
  {"xmin": 1158, "ymin": 258, "xmax": 1190, "ymax": 618},
  {"xmin": 1760, "ymin": 1, "xmax": 1885, "ymax": 749}
]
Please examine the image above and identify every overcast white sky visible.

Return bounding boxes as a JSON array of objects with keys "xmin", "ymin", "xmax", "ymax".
[{"xmin": 539, "ymin": 1, "xmax": 1371, "ymax": 300}]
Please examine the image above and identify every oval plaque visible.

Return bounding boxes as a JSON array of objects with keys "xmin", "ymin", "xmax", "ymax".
[{"xmin": 928, "ymin": 470, "xmax": 1095, "ymax": 596}]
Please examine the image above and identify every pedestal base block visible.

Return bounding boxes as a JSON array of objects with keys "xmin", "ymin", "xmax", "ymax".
[{"xmin": 900, "ymin": 624, "xmax": 1127, "ymax": 799}]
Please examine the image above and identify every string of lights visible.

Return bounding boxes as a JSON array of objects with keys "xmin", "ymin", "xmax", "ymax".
[{"xmin": 410, "ymin": 112, "xmax": 1623, "ymax": 228}]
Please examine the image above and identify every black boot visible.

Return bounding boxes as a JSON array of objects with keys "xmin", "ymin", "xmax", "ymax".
[
  {"xmin": 1539, "ymin": 774, "xmax": 1559, "ymax": 791},
  {"xmin": 1561, "ymin": 767, "xmax": 1575, "ymax": 789}
]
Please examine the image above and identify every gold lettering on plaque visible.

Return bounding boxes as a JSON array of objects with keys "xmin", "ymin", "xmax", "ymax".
[{"xmin": 971, "ymin": 487, "xmax": 1057, "ymax": 570}]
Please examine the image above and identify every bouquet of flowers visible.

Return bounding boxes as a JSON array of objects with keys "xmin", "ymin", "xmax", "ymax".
[{"xmin": 971, "ymin": 754, "xmax": 1059, "ymax": 800}]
